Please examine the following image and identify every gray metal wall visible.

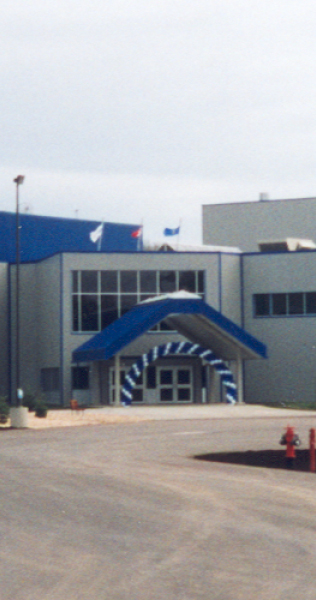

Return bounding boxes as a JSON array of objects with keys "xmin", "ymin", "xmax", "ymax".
[
  {"xmin": 203, "ymin": 198, "xmax": 316, "ymax": 252},
  {"xmin": 242, "ymin": 251, "xmax": 316, "ymax": 404}
]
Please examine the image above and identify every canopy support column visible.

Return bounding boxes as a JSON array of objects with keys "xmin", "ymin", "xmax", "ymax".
[
  {"xmin": 236, "ymin": 350, "xmax": 244, "ymax": 404},
  {"xmin": 114, "ymin": 353, "xmax": 121, "ymax": 406}
]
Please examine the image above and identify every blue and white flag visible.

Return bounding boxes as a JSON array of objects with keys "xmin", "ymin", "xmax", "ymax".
[
  {"xmin": 89, "ymin": 223, "xmax": 103, "ymax": 243},
  {"xmin": 163, "ymin": 226, "xmax": 180, "ymax": 236}
]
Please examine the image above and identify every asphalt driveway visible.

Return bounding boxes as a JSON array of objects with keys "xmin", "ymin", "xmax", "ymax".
[{"xmin": 1, "ymin": 408, "xmax": 316, "ymax": 599}]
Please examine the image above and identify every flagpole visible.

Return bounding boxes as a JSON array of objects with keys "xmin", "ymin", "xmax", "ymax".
[
  {"xmin": 97, "ymin": 222, "xmax": 104, "ymax": 251},
  {"xmin": 138, "ymin": 220, "xmax": 144, "ymax": 251},
  {"xmin": 177, "ymin": 219, "xmax": 182, "ymax": 250}
]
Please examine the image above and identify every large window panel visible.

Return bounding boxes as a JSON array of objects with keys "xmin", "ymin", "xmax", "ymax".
[
  {"xmin": 272, "ymin": 293, "xmax": 287, "ymax": 315},
  {"xmin": 306, "ymin": 292, "xmax": 316, "ymax": 314},
  {"xmin": 72, "ymin": 268, "xmax": 205, "ymax": 332},
  {"xmin": 72, "ymin": 271, "xmax": 79, "ymax": 292},
  {"xmin": 121, "ymin": 294, "xmax": 138, "ymax": 316},
  {"xmin": 81, "ymin": 295, "xmax": 99, "ymax": 331},
  {"xmin": 140, "ymin": 271, "xmax": 157, "ymax": 293},
  {"xmin": 289, "ymin": 293, "xmax": 304, "ymax": 315},
  {"xmin": 72, "ymin": 295, "xmax": 79, "ymax": 331},
  {"xmin": 179, "ymin": 270, "xmax": 195, "ymax": 293},
  {"xmin": 101, "ymin": 271, "xmax": 118, "ymax": 292},
  {"xmin": 101, "ymin": 295, "xmax": 118, "ymax": 328},
  {"xmin": 159, "ymin": 271, "xmax": 176, "ymax": 293},
  {"xmin": 81, "ymin": 271, "xmax": 98, "ymax": 293},
  {"xmin": 254, "ymin": 294, "xmax": 270, "ymax": 316},
  {"xmin": 121, "ymin": 271, "xmax": 137, "ymax": 292}
]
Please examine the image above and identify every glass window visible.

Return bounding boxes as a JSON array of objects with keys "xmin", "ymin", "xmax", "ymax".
[
  {"xmin": 101, "ymin": 295, "xmax": 118, "ymax": 328},
  {"xmin": 81, "ymin": 271, "xmax": 98, "ymax": 293},
  {"xmin": 306, "ymin": 292, "xmax": 316, "ymax": 314},
  {"xmin": 160, "ymin": 369, "xmax": 173, "ymax": 385},
  {"xmin": 81, "ymin": 295, "xmax": 98, "ymax": 330},
  {"xmin": 72, "ymin": 366, "xmax": 89, "ymax": 390},
  {"xmin": 101, "ymin": 271, "xmax": 118, "ymax": 292},
  {"xmin": 146, "ymin": 366, "xmax": 156, "ymax": 389},
  {"xmin": 72, "ymin": 271, "xmax": 79, "ymax": 292},
  {"xmin": 121, "ymin": 294, "xmax": 138, "ymax": 316},
  {"xmin": 178, "ymin": 369, "xmax": 191, "ymax": 384},
  {"xmin": 254, "ymin": 294, "xmax": 270, "ymax": 316},
  {"xmin": 289, "ymin": 293, "xmax": 304, "ymax": 315},
  {"xmin": 178, "ymin": 388, "xmax": 190, "ymax": 401},
  {"xmin": 160, "ymin": 388, "xmax": 173, "ymax": 401},
  {"xmin": 179, "ymin": 271, "xmax": 195, "ymax": 293},
  {"xmin": 72, "ymin": 296, "xmax": 79, "ymax": 331},
  {"xmin": 272, "ymin": 294, "xmax": 287, "ymax": 315},
  {"xmin": 159, "ymin": 271, "xmax": 176, "ymax": 293},
  {"xmin": 121, "ymin": 271, "xmax": 137, "ymax": 292},
  {"xmin": 140, "ymin": 271, "xmax": 157, "ymax": 293},
  {"xmin": 198, "ymin": 271, "xmax": 204, "ymax": 294}
]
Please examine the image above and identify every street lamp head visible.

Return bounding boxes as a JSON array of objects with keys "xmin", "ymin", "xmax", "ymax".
[{"xmin": 13, "ymin": 175, "xmax": 25, "ymax": 185}]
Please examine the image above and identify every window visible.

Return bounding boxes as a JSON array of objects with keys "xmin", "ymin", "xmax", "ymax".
[
  {"xmin": 72, "ymin": 269, "xmax": 205, "ymax": 332},
  {"xmin": 272, "ymin": 294, "xmax": 287, "ymax": 315},
  {"xmin": 72, "ymin": 366, "xmax": 89, "ymax": 390},
  {"xmin": 254, "ymin": 291, "xmax": 316, "ymax": 317},
  {"xmin": 254, "ymin": 294, "xmax": 270, "ymax": 316},
  {"xmin": 41, "ymin": 368, "xmax": 59, "ymax": 392}
]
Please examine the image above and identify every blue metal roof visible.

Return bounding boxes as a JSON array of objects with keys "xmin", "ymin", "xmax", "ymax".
[
  {"xmin": 73, "ymin": 295, "xmax": 267, "ymax": 362},
  {"xmin": 0, "ymin": 211, "xmax": 140, "ymax": 262}
]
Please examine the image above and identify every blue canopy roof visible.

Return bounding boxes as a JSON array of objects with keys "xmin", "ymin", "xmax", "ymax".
[{"xmin": 73, "ymin": 294, "xmax": 267, "ymax": 363}]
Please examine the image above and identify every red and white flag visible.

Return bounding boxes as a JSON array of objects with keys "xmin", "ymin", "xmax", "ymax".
[{"xmin": 131, "ymin": 227, "xmax": 142, "ymax": 238}]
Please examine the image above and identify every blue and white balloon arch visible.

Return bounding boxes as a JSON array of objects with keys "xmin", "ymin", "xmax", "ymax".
[{"xmin": 121, "ymin": 341, "xmax": 237, "ymax": 405}]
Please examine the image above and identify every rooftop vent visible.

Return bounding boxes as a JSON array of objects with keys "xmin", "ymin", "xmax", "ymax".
[{"xmin": 258, "ymin": 238, "xmax": 316, "ymax": 252}]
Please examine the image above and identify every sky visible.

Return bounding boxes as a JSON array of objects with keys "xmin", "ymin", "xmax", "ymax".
[{"xmin": 2, "ymin": 0, "xmax": 316, "ymax": 245}]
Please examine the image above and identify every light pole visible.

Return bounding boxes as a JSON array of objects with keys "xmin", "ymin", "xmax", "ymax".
[{"xmin": 13, "ymin": 175, "xmax": 25, "ymax": 408}]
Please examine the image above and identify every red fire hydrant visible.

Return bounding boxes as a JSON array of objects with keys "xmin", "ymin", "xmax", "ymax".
[
  {"xmin": 279, "ymin": 426, "xmax": 301, "ymax": 469},
  {"xmin": 310, "ymin": 428, "xmax": 316, "ymax": 472}
]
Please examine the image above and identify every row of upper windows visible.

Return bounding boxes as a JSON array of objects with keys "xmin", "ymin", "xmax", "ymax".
[
  {"xmin": 72, "ymin": 269, "xmax": 205, "ymax": 332},
  {"xmin": 72, "ymin": 269, "xmax": 204, "ymax": 295},
  {"xmin": 254, "ymin": 292, "xmax": 316, "ymax": 317}
]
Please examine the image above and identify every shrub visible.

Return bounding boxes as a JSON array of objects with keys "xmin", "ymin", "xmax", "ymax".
[
  {"xmin": 0, "ymin": 397, "xmax": 9, "ymax": 424},
  {"xmin": 0, "ymin": 396, "xmax": 9, "ymax": 416},
  {"xmin": 34, "ymin": 399, "xmax": 48, "ymax": 418},
  {"xmin": 22, "ymin": 394, "xmax": 37, "ymax": 412}
]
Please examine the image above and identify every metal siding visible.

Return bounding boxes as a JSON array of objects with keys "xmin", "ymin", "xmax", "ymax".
[
  {"xmin": 0, "ymin": 212, "xmax": 140, "ymax": 263},
  {"xmin": 203, "ymin": 198, "xmax": 316, "ymax": 252},
  {"xmin": 243, "ymin": 252, "xmax": 316, "ymax": 404}
]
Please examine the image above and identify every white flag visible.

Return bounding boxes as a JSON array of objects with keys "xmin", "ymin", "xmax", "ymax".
[{"xmin": 89, "ymin": 223, "xmax": 103, "ymax": 243}]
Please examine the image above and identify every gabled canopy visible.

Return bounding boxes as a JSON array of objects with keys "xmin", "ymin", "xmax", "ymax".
[{"xmin": 73, "ymin": 292, "xmax": 267, "ymax": 363}]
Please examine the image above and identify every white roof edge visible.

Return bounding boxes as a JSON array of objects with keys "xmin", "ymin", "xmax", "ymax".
[{"xmin": 158, "ymin": 243, "xmax": 241, "ymax": 253}]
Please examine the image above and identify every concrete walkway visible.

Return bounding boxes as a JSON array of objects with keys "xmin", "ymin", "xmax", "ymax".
[
  {"xmin": 25, "ymin": 402, "xmax": 316, "ymax": 428},
  {"xmin": 95, "ymin": 402, "xmax": 316, "ymax": 420}
]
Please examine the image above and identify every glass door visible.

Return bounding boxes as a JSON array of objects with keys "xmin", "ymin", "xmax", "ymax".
[{"xmin": 158, "ymin": 367, "xmax": 193, "ymax": 403}]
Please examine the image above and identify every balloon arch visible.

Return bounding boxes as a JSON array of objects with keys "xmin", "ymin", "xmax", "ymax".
[{"xmin": 121, "ymin": 341, "xmax": 237, "ymax": 405}]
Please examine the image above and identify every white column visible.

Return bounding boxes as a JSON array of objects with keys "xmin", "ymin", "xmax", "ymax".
[
  {"xmin": 114, "ymin": 353, "xmax": 121, "ymax": 406},
  {"xmin": 236, "ymin": 351, "xmax": 244, "ymax": 404}
]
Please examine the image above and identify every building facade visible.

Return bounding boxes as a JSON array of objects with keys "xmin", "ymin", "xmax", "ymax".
[{"xmin": 3, "ymin": 197, "xmax": 316, "ymax": 407}]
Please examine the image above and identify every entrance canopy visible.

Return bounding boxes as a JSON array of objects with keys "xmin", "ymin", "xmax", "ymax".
[{"xmin": 73, "ymin": 292, "xmax": 267, "ymax": 363}]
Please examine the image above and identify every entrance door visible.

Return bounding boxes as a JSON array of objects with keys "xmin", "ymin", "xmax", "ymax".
[{"xmin": 158, "ymin": 366, "xmax": 193, "ymax": 403}]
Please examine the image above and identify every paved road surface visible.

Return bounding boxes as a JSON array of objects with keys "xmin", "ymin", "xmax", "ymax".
[{"xmin": 1, "ymin": 411, "xmax": 316, "ymax": 599}]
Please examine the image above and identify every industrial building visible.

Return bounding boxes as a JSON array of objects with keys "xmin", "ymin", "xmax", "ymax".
[{"xmin": 4, "ymin": 196, "xmax": 316, "ymax": 407}]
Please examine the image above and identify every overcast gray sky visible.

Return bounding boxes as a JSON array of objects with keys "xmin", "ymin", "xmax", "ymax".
[{"xmin": 1, "ymin": 0, "xmax": 316, "ymax": 244}]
